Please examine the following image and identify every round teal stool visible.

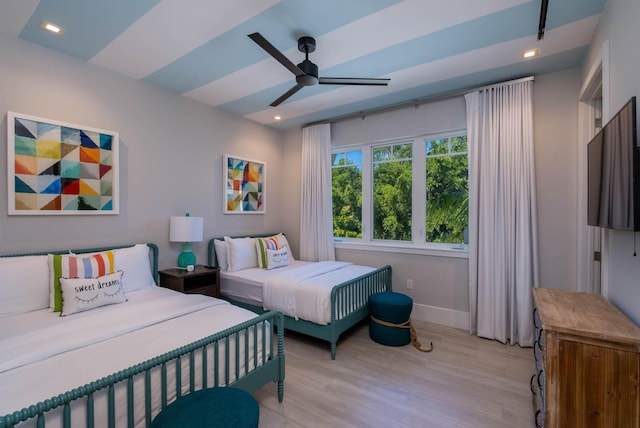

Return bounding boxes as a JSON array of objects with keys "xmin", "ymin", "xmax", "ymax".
[
  {"xmin": 151, "ymin": 387, "xmax": 259, "ymax": 428},
  {"xmin": 369, "ymin": 291, "xmax": 413, "ymax": 346}
]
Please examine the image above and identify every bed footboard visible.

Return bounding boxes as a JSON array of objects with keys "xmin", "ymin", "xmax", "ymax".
[
  {"xmin": 0, "ymin": 311, "xmax": 285, "ymax": 428},
  {"xmin": 328, "ymin": 265, "xmax": 392, "ymax": 358},
  {"xmin": 331, "ymin": 265, "xmax": 392, "ymax": 322}
]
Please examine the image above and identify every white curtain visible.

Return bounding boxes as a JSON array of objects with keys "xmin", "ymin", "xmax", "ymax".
[
  {"xmin": 300, "ymin": 123, "xmax": 336, "ymax": 261},
  {"xmin": 465, "ymin": 78, "xmax": 539, "ymax": 347}
]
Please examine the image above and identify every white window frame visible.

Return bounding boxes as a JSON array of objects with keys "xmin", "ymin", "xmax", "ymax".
[{"xmin": 332, "ymin": 129, "xmax": 469, "ymax": 258}]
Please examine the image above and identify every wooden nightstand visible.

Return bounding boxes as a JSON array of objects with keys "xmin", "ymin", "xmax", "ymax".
[{"xmin": 158, "ymin": 265, "xmax": 220, "ymax": 298}]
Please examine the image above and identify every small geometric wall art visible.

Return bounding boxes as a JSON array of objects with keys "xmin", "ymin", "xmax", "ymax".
[
  {"xmin": 223, "ymin": 154, "xmax": 265, "ymax": 214},
  {"xmin": 7, "ymin": 112, "xmax": 119, "ymax": 215}
]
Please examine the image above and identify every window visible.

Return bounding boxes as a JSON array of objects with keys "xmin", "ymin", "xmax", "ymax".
[
  {"xmin": 425, "ymin": 135, "xmax": 469, "ymax": 244},
  {"xmin": 372, "ymin": 142, "xmax": 412, "ymax": 241},
  {"xmin": 332, "ymin": 131, "xmax": 468, "ymax": 247},
  {"xmin": 331, "ymin": 150, "xmax": 362, "ymax": 238}
]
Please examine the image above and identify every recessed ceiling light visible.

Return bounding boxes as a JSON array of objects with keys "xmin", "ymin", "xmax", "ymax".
[
  {"xmin": 274, "ymin": 116, "xmax": 282, "ymax": 121},
  {"xmin": 522, "ymin": 48, "xmax": 539, "ymax": 59},
  {"xmin": 40, "ymin": 21, "xmax": 64, "ymax": 35}
]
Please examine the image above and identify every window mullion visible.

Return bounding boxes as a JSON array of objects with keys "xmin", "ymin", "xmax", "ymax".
[
  {"xmin": 362, "ymin": 146, "xmax": 372, "ymax": 243},
  {"xmin": 413, "ymin": 138, "xmax": 426, "ymax": 244}
]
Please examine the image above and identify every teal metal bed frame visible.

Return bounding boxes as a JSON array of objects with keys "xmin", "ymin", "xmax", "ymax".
[
  {"xmin": 0, "ymin": 244, "xmax": 285, "ymax": 428},
  {"xmin": 208, "ymin": 235, "xmax": 392, "ymax": 360}
]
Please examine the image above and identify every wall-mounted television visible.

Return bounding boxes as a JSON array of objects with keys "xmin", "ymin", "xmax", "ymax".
[{"xmin": 587, "ymin": 96, "xmax": 639, "ymax": 231}]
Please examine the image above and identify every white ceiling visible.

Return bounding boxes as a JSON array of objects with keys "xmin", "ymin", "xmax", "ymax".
[{"xmin": 0, "ymin": 0, "xmax": 606, "ymax": 130}]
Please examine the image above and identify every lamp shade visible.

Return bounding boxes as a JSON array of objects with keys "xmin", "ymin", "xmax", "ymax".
[{"xmin": 170, "ymin": 214, "xmax": 204, "ymax": 243}]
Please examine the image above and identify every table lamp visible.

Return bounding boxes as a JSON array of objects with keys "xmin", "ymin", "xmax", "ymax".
[{"xmin": 169, "ymin": 213, "xmax": 204, "ymax": 269}]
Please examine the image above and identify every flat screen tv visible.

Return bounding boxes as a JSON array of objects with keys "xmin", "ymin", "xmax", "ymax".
[{"xmin": 587, "ymin": 96, "xmax": 639, "ymax": 231}]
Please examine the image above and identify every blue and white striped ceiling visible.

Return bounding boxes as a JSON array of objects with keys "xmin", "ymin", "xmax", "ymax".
[{"xmin": 0, "ymin": 0, "xmax": 606, "ymax": 130}]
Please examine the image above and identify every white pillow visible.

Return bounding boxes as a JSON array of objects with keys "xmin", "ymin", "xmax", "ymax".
[
  {"xmin": 275, "ymin": 234, "xmax": 295, "ymax": 261},
  {"xmin": 59, "ymin": 271, "xmax": 127, "ymax": 316},
  {"xmin": 224, "ymin": 237, "xmax": 258, "ymax": 272},
  {"xmin": 113, "ymin": 244, "xmax": 156, "ymax": 293},
  {"xmin": 0, "ymin": 255, "xmax": 50, "ymax": 317},
  {"xmin": 213, "ymin": 239, "xmax": 229, "ymax": 271},
  {"xmin": 266, "ymin": 246, "xmax": 291, "ymax": 270}
]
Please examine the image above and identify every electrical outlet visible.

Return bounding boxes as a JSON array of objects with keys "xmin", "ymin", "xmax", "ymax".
[{"xmin": 406, "ymin": 279, "xmax": 413, "ymax": 289}]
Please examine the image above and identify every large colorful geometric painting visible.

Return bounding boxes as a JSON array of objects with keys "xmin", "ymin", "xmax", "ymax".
[
  {"xmin": 7, "ymin": 112, "xmax": 119, "ymax": 215},
  {"xmin": 223, "ymin": 154, "xmax": 265, "ymax": 214}
]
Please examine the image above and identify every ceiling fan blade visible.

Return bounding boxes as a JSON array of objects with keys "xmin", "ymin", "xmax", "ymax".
[
  {"xmin": 270, "ymin": 84, "xmax": 305, "ymax": 107},
  {"xmin": 248, "ymin": 32, "xmax": 305, "ymax": 77},
  {"xmin": 319, "ymin": 77, "xmax": 390, "ymax": 86}
]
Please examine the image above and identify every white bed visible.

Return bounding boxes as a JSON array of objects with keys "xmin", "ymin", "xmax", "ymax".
[
  {"xmin": 221, "ymin": 260, "xmax": 376, "ymax": 325},
  {"xmin": 0, "ymin": 243, "xmax": 284, "ymax": 428},
  {"xmin": 209, "ymin": 234, "xmax": 392, "ymax": 359}
]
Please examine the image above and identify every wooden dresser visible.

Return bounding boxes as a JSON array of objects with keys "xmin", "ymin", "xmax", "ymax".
[{"xmin": 532, "ymin": 288, "xmax": 640, "ymax": 428}]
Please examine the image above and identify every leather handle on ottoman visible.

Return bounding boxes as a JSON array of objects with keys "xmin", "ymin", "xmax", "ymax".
[{"xmin": 370, "ymin": 315, "xmax": 434, "ymax": 352}]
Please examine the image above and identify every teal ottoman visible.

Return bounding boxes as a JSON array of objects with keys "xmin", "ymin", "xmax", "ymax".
[
  {"xmin": 151, "ymin": 387, "xmax": 259, "ymax": 428},
  {"xmin": 369, "ymin": 291, "xmax": 413, "ymax": 346}
]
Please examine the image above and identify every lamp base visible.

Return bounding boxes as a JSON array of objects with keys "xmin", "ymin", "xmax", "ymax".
[{"xmin": 177, "ymin": 242, "xmax": 196, "ymax": 268}]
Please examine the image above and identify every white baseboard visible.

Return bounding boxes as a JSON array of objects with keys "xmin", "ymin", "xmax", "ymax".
[{"xmin": 411, "ymin": 303, "xmax": 469, "ymax": 331}]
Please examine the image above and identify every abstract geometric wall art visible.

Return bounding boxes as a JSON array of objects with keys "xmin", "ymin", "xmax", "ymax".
[
  {"xmin": 223, "ymin": 154, "xmax": 265, "ymax": 214},
  {"xmin": 7, "ymin": 112, "xmax": 119, "ymax": 215}
]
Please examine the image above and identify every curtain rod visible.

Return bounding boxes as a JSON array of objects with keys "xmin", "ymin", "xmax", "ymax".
[{"xmin": 304, "ymin": 75, "xmax": 534, "ymax": 128}]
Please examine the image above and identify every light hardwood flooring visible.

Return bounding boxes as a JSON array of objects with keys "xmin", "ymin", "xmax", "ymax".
[{"xmin": 253, "ymin": 320, "xmax": 535, "ymax": 428}]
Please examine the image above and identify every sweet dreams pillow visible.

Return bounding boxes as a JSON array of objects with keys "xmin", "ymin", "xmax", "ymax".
[
  {"xmin": 265, "ymin": 246, "xmax": 291, "ymax": 270},
  {"xmin": 59, "ymin": 270, "xmax": 126, "ymax": 316},
  {"xmin": 255, "ymin": 233, "xmax": 295, "ymax": 268},
  {"xmin": 48, "ymin": 251, "xmax": 115, "ymax": 312}
]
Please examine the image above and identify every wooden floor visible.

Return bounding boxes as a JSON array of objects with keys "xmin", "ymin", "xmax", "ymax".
[{"xmin": 253, "ymin": 320, "xmax": 535, "ymax": 428}]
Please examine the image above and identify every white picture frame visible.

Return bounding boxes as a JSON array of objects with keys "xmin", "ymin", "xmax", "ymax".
[
  {"xmin": 223, "ymin": 154, "xmax": 266, "ymax": 214},
  {"xmin": 7, "ymin": 111, "xmax": 119, "ymax": 215}
]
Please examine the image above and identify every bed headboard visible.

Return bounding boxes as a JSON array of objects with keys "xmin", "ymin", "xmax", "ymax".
[
  {"xmin": 207, "ymin": 234, "xmax": 280, "ymax": 268},
  {"xmin": 0, "ymin": 243, "xmax": 160, "ymax": 282}
]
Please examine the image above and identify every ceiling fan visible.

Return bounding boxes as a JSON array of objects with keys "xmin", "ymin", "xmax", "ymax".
[{"xmin": 248, "ymin": 32, "xmax": 390, "ymax": 107}]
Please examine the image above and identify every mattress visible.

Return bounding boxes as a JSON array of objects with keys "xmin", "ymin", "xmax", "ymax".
[
  {"xmin": 221, "ymin": 261, "xmax": 375, "ymax": 325},
  {"xmin": 0, "ymin": 286, "xmax": 269, "ymax": 427},
  {"xmin": 220, "ymin": 260, "xmax": 310, "ymax": 305}
]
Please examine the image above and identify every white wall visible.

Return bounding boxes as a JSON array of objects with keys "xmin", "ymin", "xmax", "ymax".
[
  {"xmin": 583, "ymin": 0, "xmax": 640, "ymax": 325},
  {"xmin": 0, "ymin": 33, "xmax": 285, "ymax": 269},
  {"xmin": 533, "ymin": 68, "xmax": 581, "ymax": 291},
  {"xmin": 281, "ymin": 74, "xmax": 582, "ymax": 329},
  {"xmin": 331, "ymin": 97, "xmax": 467, "ymax": 145}
]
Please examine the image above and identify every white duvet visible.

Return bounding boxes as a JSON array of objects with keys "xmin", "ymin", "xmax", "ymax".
[
  {"xmin": 262, "ymin": 261, "xmax": 375, "ymax": 325},
  {"xmin": 0, "ymin": 287, "xmax": 269, "ymax": 427},
  {"xmin": 0, "ymin": 289, "xmax": 226, "ymax": 374}
]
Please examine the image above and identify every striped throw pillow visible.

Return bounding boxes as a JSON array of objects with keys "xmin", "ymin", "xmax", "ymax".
[
  {"xmin": 48, "ymin": 251, "xmax": 115, "ymax": 312},
  {"xmin": 255, "ymin": 236, "xmax": 280, "ymax": 269}
]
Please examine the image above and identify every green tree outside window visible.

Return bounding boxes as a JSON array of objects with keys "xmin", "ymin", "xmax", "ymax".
[{"xmin": 331, "ymin": 133, "xmax": 468, "ymax": 245}]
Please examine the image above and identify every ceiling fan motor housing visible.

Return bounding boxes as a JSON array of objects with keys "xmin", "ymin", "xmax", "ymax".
[{"xmin": 296, "ymin": 59, "xmax": 319, "ymax": 86}]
